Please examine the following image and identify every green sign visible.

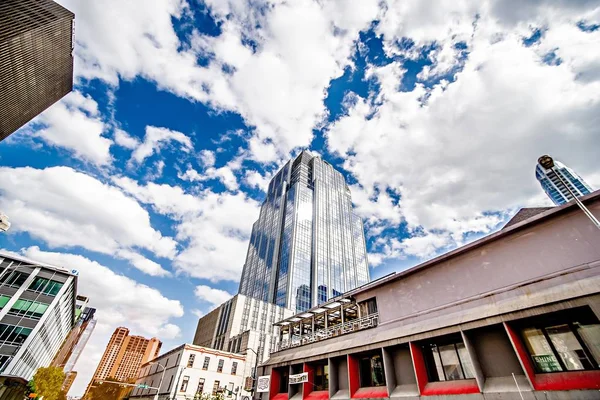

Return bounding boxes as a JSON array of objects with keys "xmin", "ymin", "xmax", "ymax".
[
  {"xmin": 137, "ymin": 384, "xmax": 150, "ymax": 389},
  {"xmin": 532, "ymin": 355, "xmax": 561, "ymax": 372}
]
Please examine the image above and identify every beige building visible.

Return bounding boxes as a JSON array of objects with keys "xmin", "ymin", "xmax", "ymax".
[
  {"xmin": 84, "ymin": 327, "xmax": 161, "ymax": 396},
  {"xmin": 131, "ymin": 344, "xmax": 247, "ymax": 400}
]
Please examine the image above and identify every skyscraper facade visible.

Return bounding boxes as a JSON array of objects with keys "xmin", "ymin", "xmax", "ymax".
[
  {"xmin": 0, "ymin": 0, "xmax": 74, "ymax": 141},
  {"xmin": 0, "ymin": 251, "xmax": 78, "ymax": 380},
  {"xmin": 84, "ymin": 327, "xmax": 161, "ymax": 396},
  {"xmin": 239, "ymin": 151, "xmax": 370, "ymax": 313},
  {"xmin": 535, "ymin": 158, "xmax": 593, "ymax": 205}
]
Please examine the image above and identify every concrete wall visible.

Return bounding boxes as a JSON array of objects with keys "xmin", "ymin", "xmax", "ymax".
[
  {"xmin": 468, "ymin": 325, "xmax": 522, "ymax": 378},
  {"xmin": 194, "ymin": 307, "xmax": 220, "ymax": 347},
  {"xmin": 359, "ymin": 202, "xmax": 600, "ymax": 326}
]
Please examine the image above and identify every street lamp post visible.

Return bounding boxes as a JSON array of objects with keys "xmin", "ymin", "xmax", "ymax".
[
  {"xmin": 244, "ymin": 348, "xmax": 259, "ymax": 396},
  {"xmin": 173, "ymin": 366, "xmax": 187, "ymax": 400},
  {"xmin": 538, "ymin": 155, "xmax": 600, "ymax": 230},
  {"xmin": 149, "ymin": 362, "xmax": 167, "ymax": 400}
]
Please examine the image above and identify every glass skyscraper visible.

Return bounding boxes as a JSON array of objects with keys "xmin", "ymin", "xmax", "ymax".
[
  {"xmin": 239, "ymin": 151, "xmax": 370, "ymax": 312},
  {"xmin": 535, "ymin": 158, "xmax": 593, "ymax": 206}
]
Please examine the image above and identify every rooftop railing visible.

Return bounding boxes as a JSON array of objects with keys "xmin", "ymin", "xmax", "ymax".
[{"xmin": 274, "ymin": 312, "xmax": 378, "ymax": 352}]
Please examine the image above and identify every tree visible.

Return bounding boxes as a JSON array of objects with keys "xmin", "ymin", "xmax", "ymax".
[{"xmin": 29, "ymin": 366, "xmax": 66, "ymax": 400}]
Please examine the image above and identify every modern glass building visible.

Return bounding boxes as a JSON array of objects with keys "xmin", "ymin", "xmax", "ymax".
[
  {"xmin": 0, "ymin": 251, "xmax": 78, "ymax": 383},
  {"xmin": 239, "ymin": 151, "xmax": 370, "ymax": 313},
  {"xmin": 535, "ymin": 158, "xmax": 593, "ymax": 205}
]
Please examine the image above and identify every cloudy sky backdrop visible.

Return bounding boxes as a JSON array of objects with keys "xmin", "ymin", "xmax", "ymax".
[{"xmin": 1, "ymin": 0, "xmax": 600, "ymax": 396}]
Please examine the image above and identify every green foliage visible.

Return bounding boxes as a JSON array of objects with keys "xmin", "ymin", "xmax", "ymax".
[{"xmin": 29, "ymin": 366, "xmax": 66, "ymax": 400}]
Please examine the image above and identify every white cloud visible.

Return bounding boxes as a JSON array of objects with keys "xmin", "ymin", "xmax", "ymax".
[
  {"xmin": 199, "ymin": 150, "xmax": 216, "ymax": 167},
  {"xmin": 130, "ymin": 126, "xmax": 193, "ymax": 165},
  {"xmin": 57, "ymin": 0, "xmax": 381, "ymax": 162},
  {"xmin": 191, "ymin": 309, "xmax": 205, "ymax": 318},
  {"xmin": 27, "ymin": 91, "xmax": 113, "ymax": 166},
  {"xmin": 112, "ymin": 177, "xmax": 260, "ymax": 282},
  {"xmin": 327, "ymin": 10, "xmax": 600, "ymax": 264},
  {"xmin": 0, "ymin": 166, "xmax": 176, "ymax": 276},
  {"xmin": 243, "ymin": 170, "xmax": 271, "ymax": 192},
  {"xmin": 179, "ymin": 166, "xmax": 239, "ymax": 191},
  {"xmin": 114, "ymin": 128, "xmax": 140, "ymax": 149},
  {"xmin": 194, "ymin": 285, "xmax": 233, "ymax": 309},
  {"xmin": 19, "ymin": 247, "xmax": 183, "ymax": 396}
]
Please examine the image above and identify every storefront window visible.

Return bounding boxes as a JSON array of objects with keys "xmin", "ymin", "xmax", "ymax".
[
  {"xmin": 576, "ymin": 323, "xmax": 600, "ymax": 367},
  {"xmin": 429, "ymin": 342, "xmax": 474, "ymax": 381},
  {"xmin": 523, "ymin": 328, "xmax": 562, "ymax": 372},
  {"xmin": 546, "ymin": 324, "xmax": 592, "ymax": 370},
  {"xmin": 279, "ymin": 369, "xmax": 289, "ymax": 393},
  {"xmin": 358, "ymin": 353, "xmax": 386, "ymax": 387},
  {"xmin": 314, "ymin": 363, "xmax": 329, "ymax": 391},
  {"xmin": 519, "ymin": 307, "xmax": 600, "ymax": 373}
]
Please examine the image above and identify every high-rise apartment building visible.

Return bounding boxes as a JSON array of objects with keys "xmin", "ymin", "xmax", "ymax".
[
  {"xmin": 239, "ymin": 151, "xmax": 370, "ymax": 313},
  {"xmin": 0, "ymin": 251, "xmax": 78, "ymax": 399},
  {"xmin": 536, "ymin": 157, "xmax": 593, "ymax": 205},
  {"xmin": 84, "ymin": 327, "xmax": 161, "ymax": 396},
  {"xmin": 0, "ymin": 0, "xmax": 74, "ymax": 141}
]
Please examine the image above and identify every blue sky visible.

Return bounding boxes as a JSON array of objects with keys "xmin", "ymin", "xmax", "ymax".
[{"xmin": 1, "ymin": 0, "xmax": 600, "ymax": 396}]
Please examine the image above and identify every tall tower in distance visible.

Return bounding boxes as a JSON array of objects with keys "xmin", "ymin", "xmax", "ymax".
[
  {"xmin": 0, "ymin": 0, "xmax": 74, "ymax": 141},
  {"xmin": 84, "ymin": 327, "xmax": 161, "ymax": 396},
  {"xmin": 239, "ymin": 151, "xmax": 370, "ymax": 312},
  {"xmin": 536, "ymin": 157, "xmax": 593, "ymax": 206}
]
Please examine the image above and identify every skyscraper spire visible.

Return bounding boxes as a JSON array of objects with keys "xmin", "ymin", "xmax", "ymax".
[{"xmin": 535, "ymin": 156, "xmax": 593, "ymax": 206}]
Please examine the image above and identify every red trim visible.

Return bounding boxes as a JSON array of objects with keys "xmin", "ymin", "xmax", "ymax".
[
  {"xmin": 421, "ymin": 380, "xmax": 479, "ymax": 396},
  {"xmin": 409, "ymin": 342, "xmax": 427, "ymax": 394},
  {"xmin": 504, "ymin": 322, "xmax": 600, "ymax": 391},
  {"xmin": 303, "ymin": 363, "xmax": 314, "ymax": 399},
  {"xmin": 352, "ymin": 387, "xmax": 388, "ymax": 398},
  {"xmin": 272, "ymin": 394, "xmax": 289, "ymax": 400},
  {"xmin": 304, "ymin": 391, "xmax": 328, "ymax": 400},
  {"xmin": 347, "ymin": 355, "xmax": 360, "ymax": 397},
  {"xmin": 270, "ymin": 369, "xmax": 281, "ymax": 400},
  {"xmin": 536, "ymin": 371, "xmax": 600, "ymax": 391},
  {"xmin": 503, "ymin": 322, "xmax": 536, "ymax": 388}
]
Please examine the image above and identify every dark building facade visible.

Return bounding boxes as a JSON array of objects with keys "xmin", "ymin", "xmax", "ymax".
[
  {"xmin": 258, "ymin": 191, "xmax": 600, "ymax": 399},
  {"xmin": 0, "ymin": 0, "xmax": 74, "ymax": 141}
]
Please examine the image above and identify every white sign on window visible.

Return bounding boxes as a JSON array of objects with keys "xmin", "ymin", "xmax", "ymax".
[
  {"xmin": 257, "ymin": 376, "xmax": 270, "ymax": 393},
  {"xmin": 289, "ymin": 372, "xmax": 308, "ymax": 384}
]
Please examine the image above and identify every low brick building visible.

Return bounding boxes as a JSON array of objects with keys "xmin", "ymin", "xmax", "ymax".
[{"xmin": 257, "ymin": 191, "xmax": 600, "ymax": 400}]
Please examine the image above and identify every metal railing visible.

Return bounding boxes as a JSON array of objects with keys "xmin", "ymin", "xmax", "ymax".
[{"xmin": 275, "ymin": 312, "xmax": 379, "ymax": 352}]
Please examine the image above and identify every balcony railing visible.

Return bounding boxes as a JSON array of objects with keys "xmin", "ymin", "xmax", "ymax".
[{"xmin": 275, "ymin": 312, "xmax": 379, "ymax": 352}]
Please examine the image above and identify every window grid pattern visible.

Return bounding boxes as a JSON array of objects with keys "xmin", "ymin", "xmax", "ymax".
[{"xmin": 238, "ymin": 152, "xmax": 370, "ymax": 312}]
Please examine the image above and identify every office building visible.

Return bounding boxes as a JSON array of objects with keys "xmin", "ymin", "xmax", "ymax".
[
  {"xmin": 0, "ymin": 0, "xmax": 74, "ymax": 141},
  {"xmin": 535, "ymin": 157, "xmax": 593, "ymax": 205},
  {"xmin": 84, "ymin": 327, "xmax": 161, "ymax": 396},
  {"xmin": 130, "ymin": 344, "xmax": 247, "ymax": 400},
  {"xmin": 51, "ymin": 296, "xmax": 95, "ymax": 369},
  {"xmin": 193, "ymin": 294, "xmax": 294, "ymax": 383},
  {"xmin": 239, "ymin": 150, "xmax": 370, "ymax": 313},
  {"xmin": 258, "ymin": 190, "xmax": 600, "ymax": 400},
  {"xmin": 0, "ymin": 251, "xmax": 79, "ymax": 399}
]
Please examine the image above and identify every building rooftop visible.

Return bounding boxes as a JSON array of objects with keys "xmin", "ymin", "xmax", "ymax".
[
  {"xmin": 503, "ymin": 207, "xmax": 553, "ymax": 229},
  {"xmin": 0, "ymin": 249, "xmax": 76, "ymax": 275}
]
